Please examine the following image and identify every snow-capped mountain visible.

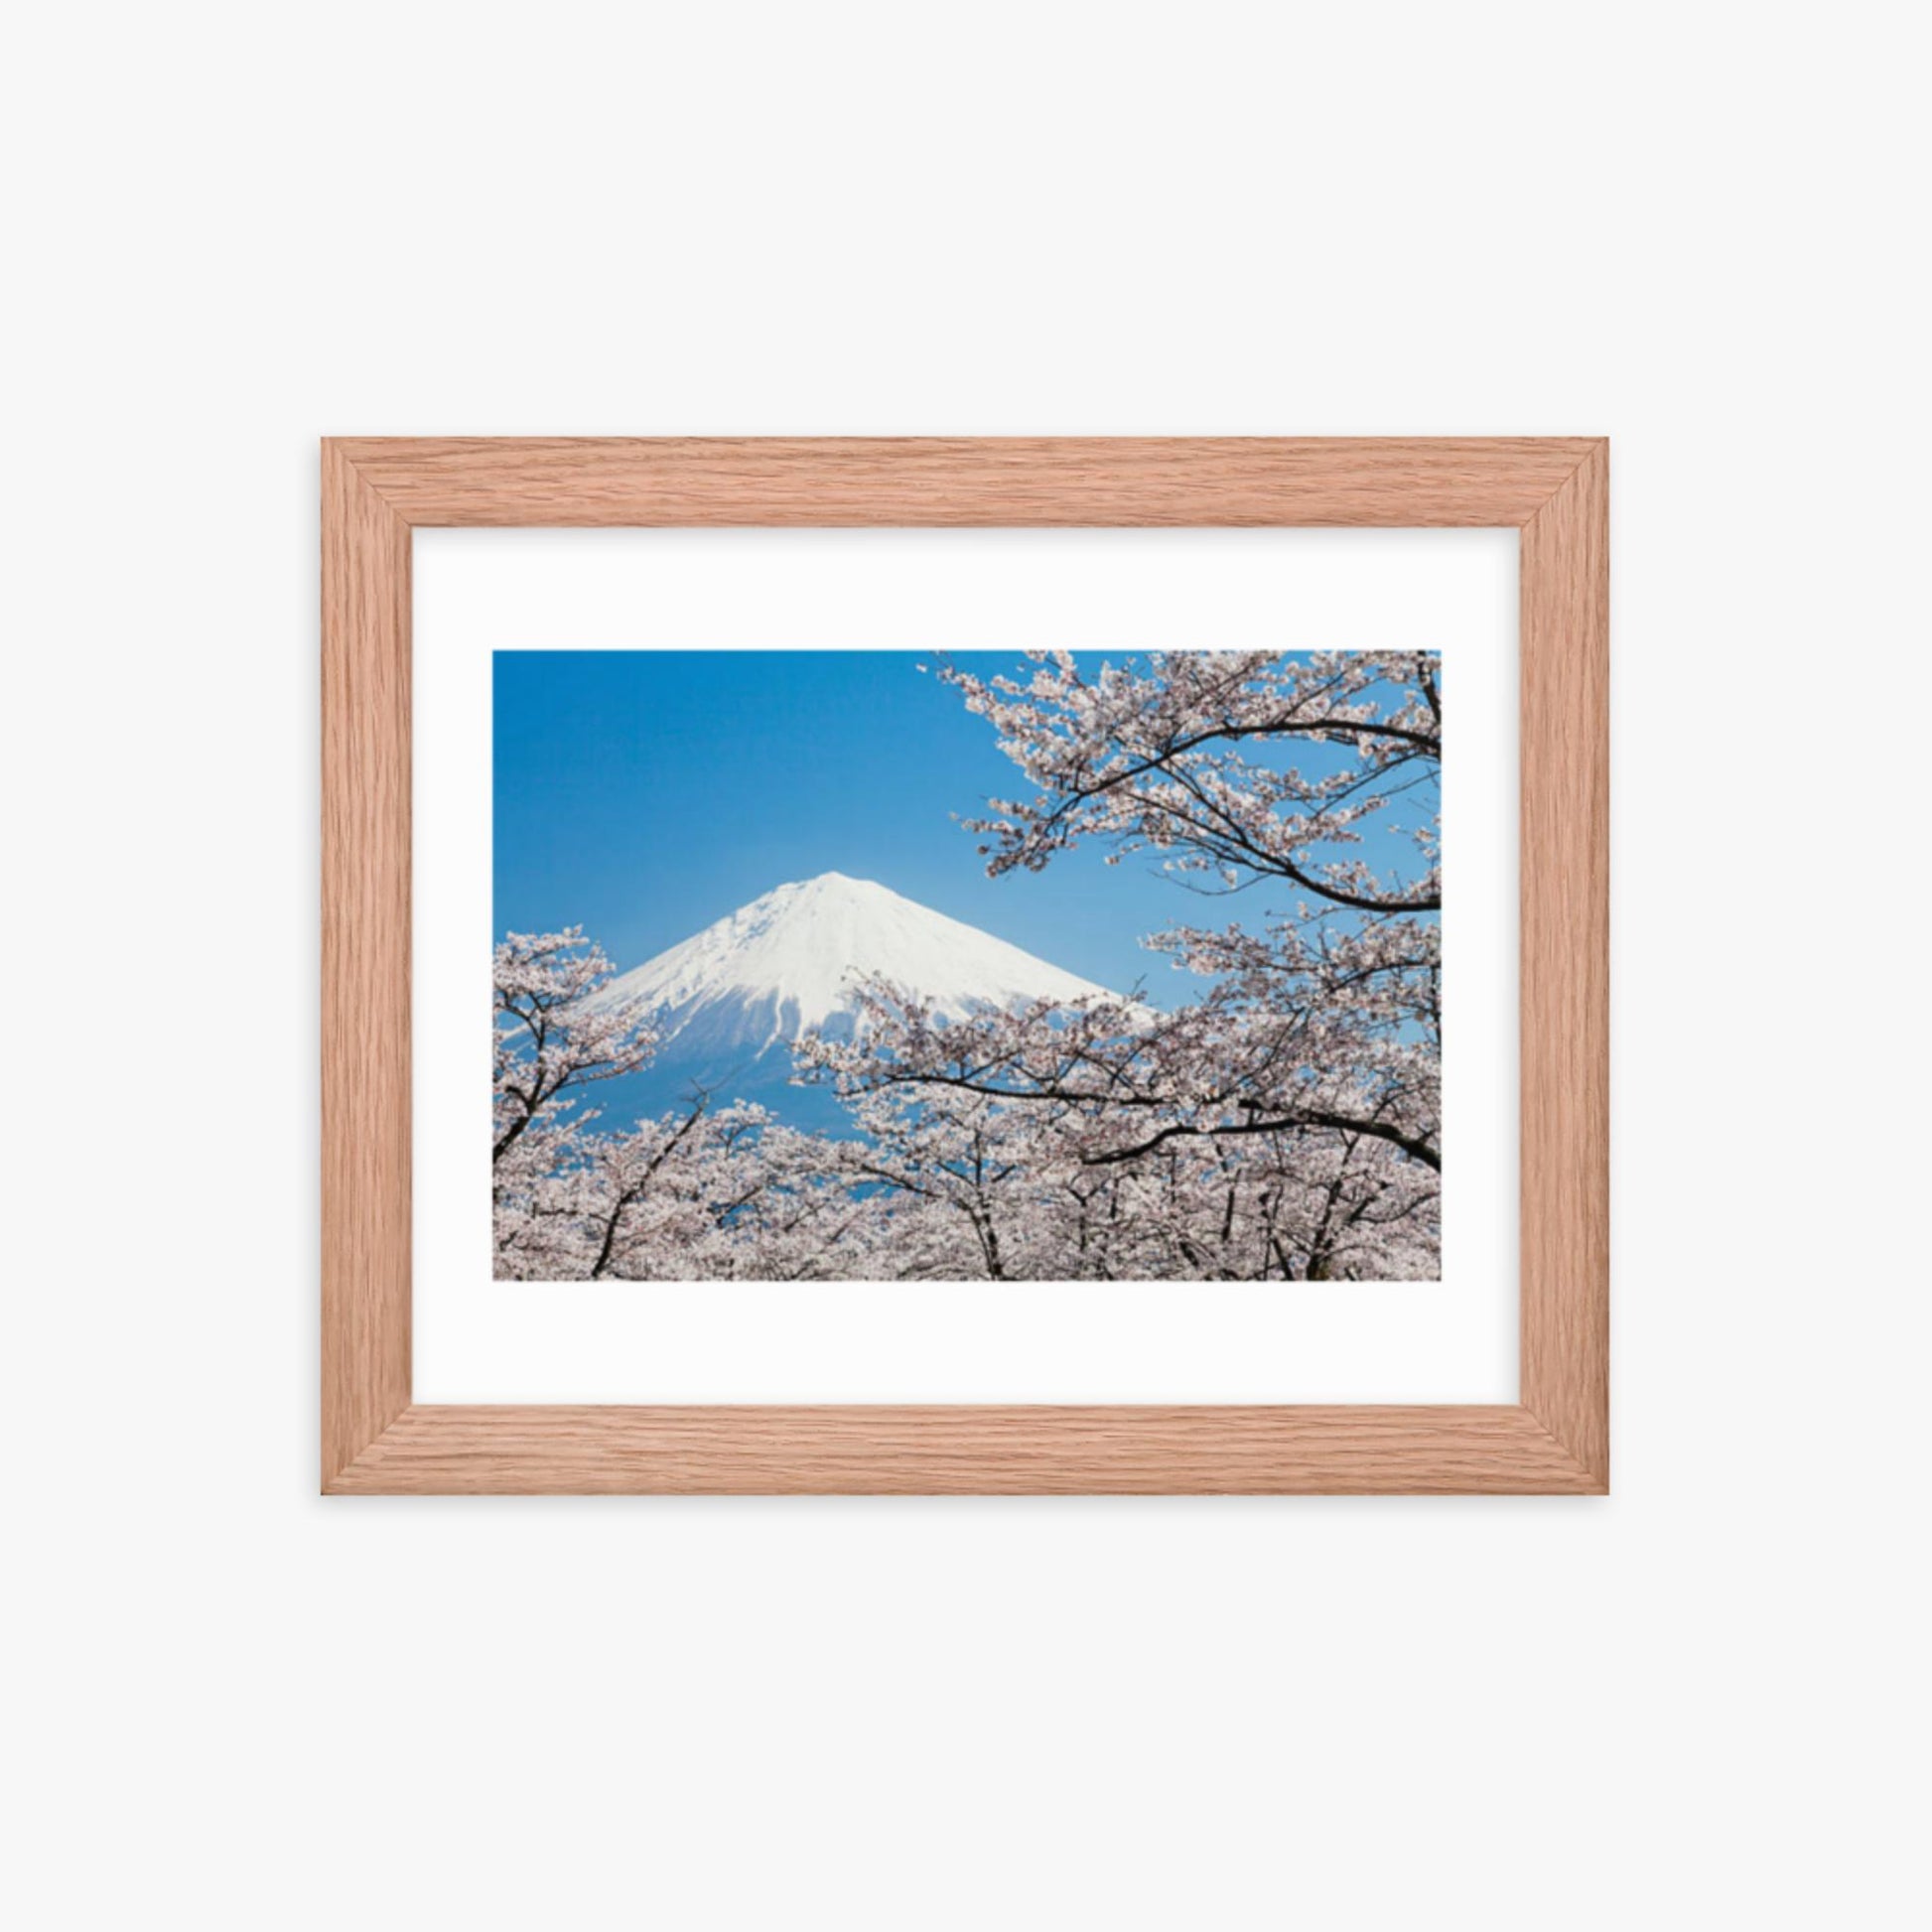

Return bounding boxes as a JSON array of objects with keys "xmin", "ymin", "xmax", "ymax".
[{"xmin": 598, "ymin": 872, "xmax": 1114, "ymax": 1075}]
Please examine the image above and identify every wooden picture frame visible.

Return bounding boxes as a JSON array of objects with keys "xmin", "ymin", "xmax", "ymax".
[{"xmin": 323, "ymin": 437, "xmax": 1607, "ymax": 1494}]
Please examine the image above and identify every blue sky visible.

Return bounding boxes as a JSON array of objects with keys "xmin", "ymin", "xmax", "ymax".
[{"xmin": 492, "ymin": 650, "xmax": 1424, "ymax": 1003}]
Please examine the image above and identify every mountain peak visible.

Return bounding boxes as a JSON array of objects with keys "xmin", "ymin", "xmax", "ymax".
[
  {"xmin": 598, "ymin": 875, "xmax": 1113, "ymax": 1068},
  {"xmin": 780, "ymin": 870, "xmax": 877, "ymax": 894}
]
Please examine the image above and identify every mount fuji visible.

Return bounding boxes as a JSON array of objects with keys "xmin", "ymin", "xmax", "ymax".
[{"xmin": 592, "ymin": 873, "xmax": 1116, "ymax": 1122}]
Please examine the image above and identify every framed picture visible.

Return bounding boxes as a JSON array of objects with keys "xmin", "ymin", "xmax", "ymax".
[{"xmin": 323, "ymin": 438, "xmax": 1606, "ymax": 1493}]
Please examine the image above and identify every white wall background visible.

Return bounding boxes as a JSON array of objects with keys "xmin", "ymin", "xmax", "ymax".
[{"xmin": 7, "ymin": 5, "xmax": 1921, "ymax": 1927}]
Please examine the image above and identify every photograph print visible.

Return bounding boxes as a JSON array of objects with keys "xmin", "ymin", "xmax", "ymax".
[{"xmin": 492, "ymin": 648, "xmax": 1442, "ymax": 1283}]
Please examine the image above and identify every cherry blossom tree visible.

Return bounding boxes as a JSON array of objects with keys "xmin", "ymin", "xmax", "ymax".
[
  {"xmin": 491, "ymin": 933, "xmax": 888, "ymax": 1280},
  {"xmin": 797, "ymin": 649, "xmax": 1443, "ymax": 1278},
  {"xmin": 938, "ymin": 647, "xmax": 1440, "ymax": 911},
  {"xmin": 492, "ymin": 928, "xmax": 658, "ymax": 1166}
]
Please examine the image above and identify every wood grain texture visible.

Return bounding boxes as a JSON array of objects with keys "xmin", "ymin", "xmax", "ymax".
[
  {"xmin": 327, "ymin": 1405, "xmax": 1600, "ymax": 1495},
  {"xmin": 320, "ymin": 436, "xmax": 1609, "ymax": 1494},
  {"xmin": 332, "ymin": 436, "xmax": 1599, "ymax": 529},
  {"xmin": 1519, "ymin": 443, "xmax": 1610, "ymax": 1485},
  {"xmin": 322, "ymin": 445, "xmax": 413, "ymax": 1487}
]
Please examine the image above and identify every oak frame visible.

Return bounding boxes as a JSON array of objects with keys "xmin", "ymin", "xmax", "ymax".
[{"xmin": 323, "ymin": 438, "xmax": 1607, "ymax": 1494}]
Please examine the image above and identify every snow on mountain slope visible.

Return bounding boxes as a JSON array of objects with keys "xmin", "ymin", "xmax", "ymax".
[{"xmin": 596, "ymin": 873, "xmax": 1115, "ymax": 1069}]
